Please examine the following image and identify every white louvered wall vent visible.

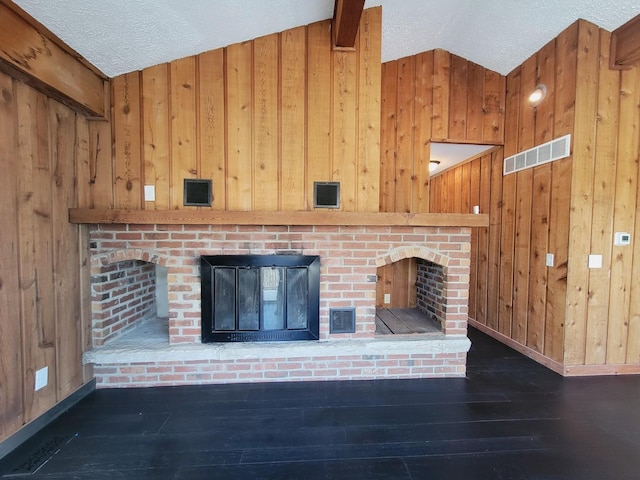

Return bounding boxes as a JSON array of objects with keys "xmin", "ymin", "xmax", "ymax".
[{"xmin": 503, "ymin": 134, "xmax": 571, "ymax": 175}]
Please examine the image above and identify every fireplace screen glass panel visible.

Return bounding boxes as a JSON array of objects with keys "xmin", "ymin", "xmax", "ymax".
[{"xmin": 201, "ymin": 255, "xmax": 320, "ymax": 343}]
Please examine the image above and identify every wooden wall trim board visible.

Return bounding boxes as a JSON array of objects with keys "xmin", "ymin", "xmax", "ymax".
[
  {"xmin": 68, "ymin": 208, "xmax": 489, "ymax": 228},
  {"xmin": 332, "ymin": 0, "xmax": 365, "ymax": 49},
  {"xmin": 0, "ymin": 1, "xmax": 108, "ymax": 118}
]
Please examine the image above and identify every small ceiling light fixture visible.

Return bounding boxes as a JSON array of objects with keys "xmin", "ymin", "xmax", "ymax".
[
  {"xmin": 429, "ymin": 160, "xmax": 441, "ymax": 173},
  {"xmin": 528, "ymin": 84, "xmax": 547, "ymax": 107}
]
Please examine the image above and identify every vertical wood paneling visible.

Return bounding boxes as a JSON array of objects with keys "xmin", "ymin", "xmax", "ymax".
[
  {"xmin": 170, "ymin": 57, "xmax": 197, "ymax": 209},
  {"xmin": 0, "ymin": 73, "xmax": 23, "ymax": 440},
  {"xmin": 16, "ymin": 84, "xmax": 57, "ymax": 421},
  {"xmin": 527, "ymin": 40, "xmax": 555, "ymax": 356},
  {"xmin": 483, "ymin": 70, "xmax": 505, "ymax": 143},
  {"xmin": 253, "ymin": 35, "xmax": 279, "ymax": 211},
  {"xmin": 395, "ymin": 56, "xmax": 415, "ymax": 213},
  {"xmin": 333, "ymin": 49, "xmax": 358, "ymax": 211},
  {"xmin": 379, "ymin": 60, "xmax": 397, "ymax": 212},
  {"xmin": 606, "ymin": 66, "xmax": 639, "ymax": 364},
  {"xmin": 413, "ymin": 52, "xmax": 433, "ymax": 213},
  {"xmin": 487, "ymin": 149, "xmax": 504, "ymax": 331},
  {"xmin": 50, "ymin": 100, "xmax": 82, "ymax": 398},
  {"xmin": 87, "ymin": 119, "xmax": 113, "ymax": 208},
  {"xmin": 544, "ymin": 23, "xmax": 577, "ymax": 364},
  {"xmin": 513, "ymin": 56, "xmax": 536, "ymax": 346},
  {"xmin": 449, "ymin": 55, "xmax": 468, "ymax": 140},
  {"xmin": 226, "ymin": 41, "xmax": 254, "ymax": 211},
  {"xmin": 198, "ymin": 49, "xmax": 227, "ymax": 210},
  {"xmin": 585, "ymin": 30, "xmax": 618, "ymax": 364},
  {"xmin": 280, "ymin": 27, "xmax": 306, "ymax": 211},
  {"xmin": 431, "ymin": 49, "xmax": 450, "ymax": 140},
  {"xmin": 565, "ymin": 22, "xmax": 599, "ymax": 365},
  {"xmin": 142, "ymin": 64, "xmax": 170, "ymax": 209},
  {"xmin": 357, "ymin": 8, "xmax": 381, "ymax": 212},
  {"xmin": 112, "ymin": 73, "xmax": 142, "ymax": 209},
  {"xmin": 307, "ymin": 19, "xmax": 333, "ymax": 210}
]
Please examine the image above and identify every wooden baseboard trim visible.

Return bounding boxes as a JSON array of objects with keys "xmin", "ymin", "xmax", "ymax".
[
  {"xmin": 467, "ymin": 318, "xmax": 565, "ymax": 375},
  {"xmin": 563, "ymin": 363, "xmax": 640, "ymax": 376},
  {"xmin": 0, "ymin": 379, "xmax": 96, "ymax": 461}
]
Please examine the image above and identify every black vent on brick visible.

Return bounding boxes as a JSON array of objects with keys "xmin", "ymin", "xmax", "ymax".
[
  {"xmin": 184, "ymin": 179, "xmax": 212, "ymax": 206},
  {"xmin": 330, "ymin": 308, "xmax": 355, "ymax": 334}
]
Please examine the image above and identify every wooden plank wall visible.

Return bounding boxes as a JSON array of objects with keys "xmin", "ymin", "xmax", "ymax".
[
  {"xmin": 0, "ymin": 72, "xmax": 94, "ymax": 443},
  {"xmin": 91, "ymin": 7, "xmax": 382, "ymax": 213},
  {"xmin": 379, "ymin": 49, "xmax": 505, "ymax": 214},
  {"xmin": 430, "ymin": 20, "xmax": 640, "ymax": 374}
]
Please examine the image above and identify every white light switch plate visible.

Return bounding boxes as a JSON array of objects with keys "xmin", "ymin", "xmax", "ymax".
[
  {"xmin": 35, "ymin": 366, "xmax": 48, "ymax": 391},
  {"xmin": 546, "ymin": 253, "xmax": 554, "ymax": 267},
  {"xmin": 588, "ymin": 254, "xmax": 602, "ymax": 269},
  {"xmin": 384, "ymin": 293, "xmax": 391, "ymax": 304},
  {"xmin": 144, "ymin": 185, "xmax": 156, "ymax": 202}
]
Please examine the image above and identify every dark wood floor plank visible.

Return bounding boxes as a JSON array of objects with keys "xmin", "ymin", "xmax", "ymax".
[{"xmin": 2, "ymin": 327, "xmax": 640, "ymax": 480}]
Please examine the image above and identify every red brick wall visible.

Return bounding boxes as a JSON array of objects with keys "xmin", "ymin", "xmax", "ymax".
[
  {"xmin": 91, "ymin": 259, "xmax": 156, "ymax": 345},
  {"xmin": 86, "ymin": 224, "xmax": 472, "ymax": 387}
]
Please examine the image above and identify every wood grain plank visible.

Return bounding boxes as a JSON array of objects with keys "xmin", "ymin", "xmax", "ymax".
[
  {"xmin": 379, "ymin": 60, "xmax": 397, "ymax": 212},
  {"xmin": 413, "ymin": 51, "xmax": 433, "ymax": 213},
  {"xmin": 226, "ymin": 41, "xmax": 253, "ymax": 211},
  {"xmin": 356, "ymin": 7, "xmax": 381, "ymax": 213},
  {"xmin": 198, "ymin": 49, "xmax": 226, "ymax": 210},
  {"xmin": 466, "ymin": 61, "xmax": 484, "ymax": 142},
  {"xmin": 253, "ymin": 35, "xmax": 279, "ymax": 211},
  {"xmin": 50, "ymin": 99, "xmax": 82, "ymax": 398},
  {"xmin": 306, "ymin": 20, "xmax": 332, "ymax": 210},
  {"xmin": 565, "ymin": 21, "xmax": 599, "ymax": 366},
  {"xmin": 585, "ymin": 30, "xmax": 618, "ymax": 365},
  {"xmin": 170, "ymin": 56, "xmax": 197, "ymax": 209},
  {"xmin": 545, "ymin": 22, "xmax": 577, "ymax": 364},
  {"xmin": 142, "ymin": 64, "xmax": 170, "ymax": 209},
  {"xmin": 513, "ymin": 56, "xmax": 536, "ymax": 346},
  {"xmin": 332, "ymin": 48, "xmax": 358, "ymax": 211},
  {"xmin": 280, "ymin": 27, "xmax": 306, "ymax": 211},
  {"xmin": 395, "ymin": 56, "xmax": 415, "ymax": 213},
  {"xmin": 0, "ymin": 72, "xmax": 24, "ymax": 442},
  {"xmin": 16, "ymin": 83, "xmax": 57, "ymax": 421},
  {"xmin": 483, "ymin": 69, "xmax": 505, "ymax": 143},
  {"xmin": 432, "ymin": 49, "xmax": 450, "ymax": 140},
  {"xmin": 606, "ymin": 65, "xmax": 639, "ymax": 364},
  {"xmin": 75, "ymin": 115, "xmax": 91, "ymax": 208},
  {"xmin": 88, "ymin": 119, "xmax": 113, "ymax": 208},
  {"xmin": 448, "ymin": 55, "xmax": 468, "ymax": 141},
  {"xmin": 112, "ymin": 73, "xmax": 142, "ymax": 209}
]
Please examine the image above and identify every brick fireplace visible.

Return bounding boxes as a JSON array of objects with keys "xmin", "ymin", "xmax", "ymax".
[{"xmin": 83, "ymin": 221, "xmax": 473, "ymax": 387}]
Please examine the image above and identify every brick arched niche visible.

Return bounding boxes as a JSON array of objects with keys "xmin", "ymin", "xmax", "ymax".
[
  {"xmin": 90, "ymin": 249, "xmax": 171, "ymax": 346},
  {"xmin": 375, "ymin": 246, "xmax": 468, "ymax": 336}
]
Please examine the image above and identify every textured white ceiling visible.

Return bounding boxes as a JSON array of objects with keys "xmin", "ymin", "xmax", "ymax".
[{"xmin": 13, "ymin": 0, "xmax": 640, "ymax": 78}]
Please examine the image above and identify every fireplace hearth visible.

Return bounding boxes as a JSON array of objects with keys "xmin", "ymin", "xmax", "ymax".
[{"xmin": 200, "ymin": 255, "xmax": 320, "ymax": 343}]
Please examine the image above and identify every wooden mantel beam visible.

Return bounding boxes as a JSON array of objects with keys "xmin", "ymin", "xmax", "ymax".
[
  {"xmin": 610, "ymin": 14, "xmax": 640, "ymax": 69},
  {"xmin": 332, "ymin": 0, "xmax": 365, "ymax": 50},
  {"xmin": 0, "ymin": 0, "xmax": 108, "ymax": 118},
  {"xmin": 68, "ymin": 209, "xmax": 490, "ymax": 228}
]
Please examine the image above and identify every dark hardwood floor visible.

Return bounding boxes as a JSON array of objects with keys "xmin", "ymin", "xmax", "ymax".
[{"xmin": 2, "ymin": 327, "xmax": 640, "ymax": 479}]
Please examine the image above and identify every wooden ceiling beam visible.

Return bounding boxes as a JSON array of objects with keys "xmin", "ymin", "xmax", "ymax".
[
  {"xmin": 610, "ymin": 14, "xmax": 640, "ymax": 69},
  {"xmin": 0, "ymin": 0, "xmax": 108, "ymax": 118},
  {"xmin": 332, "ymin": 0, "xmax": 365, "ymax": 50}
]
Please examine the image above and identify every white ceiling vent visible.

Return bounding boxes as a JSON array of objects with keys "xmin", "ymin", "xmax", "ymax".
[{"xmin": 503, "ymin": 134, "xmax": 571, "ymax": 175}]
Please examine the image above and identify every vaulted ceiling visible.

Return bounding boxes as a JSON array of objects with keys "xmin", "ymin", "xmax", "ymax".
[{"xmin": 13, "ymin": 0, "xmax": 640, "ymax": 78}]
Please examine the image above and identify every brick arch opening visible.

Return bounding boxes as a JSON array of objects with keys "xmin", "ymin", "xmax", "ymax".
[
  {"xmin": 375, "ymin": 246, "xmax": 465, "ymax": 336},
  {"xmin": 90, "ymin": 249, "xmax": 171, "ymax": 346}
]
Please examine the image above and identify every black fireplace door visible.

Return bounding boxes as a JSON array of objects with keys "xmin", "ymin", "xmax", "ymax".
[{"xmin": 201, "ymin": 255, "xmax": 320, "ymax": 342}]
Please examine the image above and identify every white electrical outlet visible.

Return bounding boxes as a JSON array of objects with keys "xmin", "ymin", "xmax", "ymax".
[
  {"xmin": 384, "ymin": 293, "xmax": 391, "ymax": 304},
  {"xmin": 546, "ymin": 253, "xmax": 554, "ymax": 267},
  {"xmin": 588, "ymin": 254, "xmax": 603, "ymax": 269},
  {"xmin": 35, "ymin": 366, "xmax": 48, "ymax": 391},
  {"xmin": 144, "ymin": 185, "xmax": 156, "ymax": 202},
  {"xmin": 614, "ymin": 232, "xmax": 631, "ymax": 246}
]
